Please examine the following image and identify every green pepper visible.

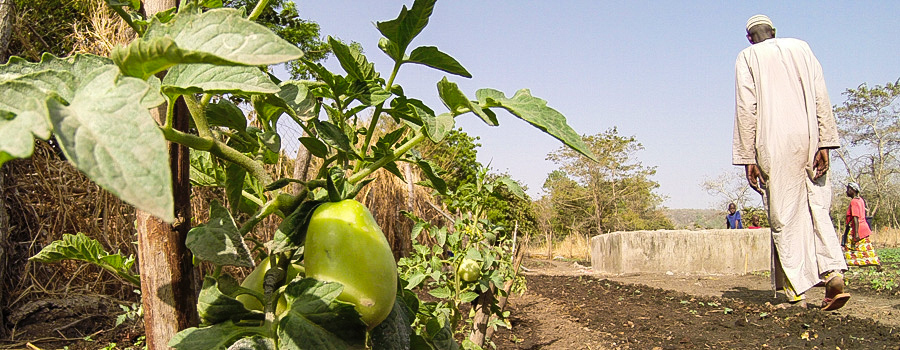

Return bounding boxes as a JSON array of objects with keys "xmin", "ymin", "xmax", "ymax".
[{"xmin": 305, "ymin": 199, "xmax": 397, "ymax": 329}]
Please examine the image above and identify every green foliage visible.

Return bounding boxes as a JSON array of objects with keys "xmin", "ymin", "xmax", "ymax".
[
  {"xmin": 16, "ymin": 0, "xmax": 593, "ymax": 348},
  {"xmin": 398, "ymin": 171, "xmax": 523, "ymax": 347},
  {"xmin": 224, "ymin": 0, "xmax": 330, "ymax": 79},
  {"xmin": 30, "ymin": 233, "xmax": 141, "ymax": 287},
  {"xmin": 543, "ymin": 128, "xmax": 673, "ymax": 236},
  {"xmin": 834, "ymin": 79, "xmax": 900, "ymax": 228},
  {"xmin": 8, "ymin": 0, "xmax": 94, "ymax": 60}
]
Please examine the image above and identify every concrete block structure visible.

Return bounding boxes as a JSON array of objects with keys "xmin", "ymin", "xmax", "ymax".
[{"xmin": 590, "ymin": 229, "xmax": 772, "ymax": 275}]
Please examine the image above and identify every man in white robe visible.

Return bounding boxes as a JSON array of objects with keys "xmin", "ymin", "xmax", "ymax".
[{"xmin": 733, "ymin": 15, "xmax": 850, "ymax": 310}]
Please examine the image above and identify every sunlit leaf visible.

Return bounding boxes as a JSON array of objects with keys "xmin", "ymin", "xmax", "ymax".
[
  {"xmin": 477, "ymin": 88, "xmax": 598, "ymax": 162},
  {"xmin": 29, "ymin": 232, "xmax": 140, "ymax": 287},
  {"xmin": 186, "ymin": 200, "xmax": 254, "ymax": 267},
  {"xmin": 48, "ymin": 66, "xmax": 174, "ymax": 222},
  {"xmin": 162, "ymin": 64, "xmax": 279, "ymax": 94},
  {"xmin": 407, "ymin": 46, "xmax": 470, "ymax": 78}
]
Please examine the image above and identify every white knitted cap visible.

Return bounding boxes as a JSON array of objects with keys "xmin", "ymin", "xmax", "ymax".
[{"xmin": 746, "ymin": 14, "xmax": 774, "ymax": 32}]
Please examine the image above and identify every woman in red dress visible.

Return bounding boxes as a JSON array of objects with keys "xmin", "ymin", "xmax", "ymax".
[{"xmin": 842, "ymin": 182, "xmax": 881, "ymax": 268}]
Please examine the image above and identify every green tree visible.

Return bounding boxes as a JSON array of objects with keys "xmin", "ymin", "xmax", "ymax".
[
  {"xmin": 417, "ymin": 127, "xmax": 481, "ymax": 193},
  {"xmin": 224, "ymin": 0, "xmax": 329, "ymax": 79},
  {"xmin": 834, "ymin": 80, "xmax": 900, "ymax": 227},
  {"xmin": 544, "ymin": 128, "xmax": 672, "ymax": 235}
]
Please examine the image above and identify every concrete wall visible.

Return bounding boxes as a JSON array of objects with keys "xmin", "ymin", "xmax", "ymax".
[{"xmin": 590, "ymin": 229, "xmax": 772, "ymax": 275}]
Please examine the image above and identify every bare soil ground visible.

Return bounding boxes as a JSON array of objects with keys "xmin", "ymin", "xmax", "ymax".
[{"xmin": 492, "ymin": 258, "xmax": 900, "ymax": 349}]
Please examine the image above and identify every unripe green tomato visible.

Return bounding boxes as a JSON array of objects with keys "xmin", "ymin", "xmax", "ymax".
[
  {"xmin": 236, "ymin": 258, "xmax": 270, "ymax": 311},
  {"xmin": 305, "ymin": 200, "xmax": 398, "ymax": 329},
  {"xmin": 457, "ymin": 258, "xmax": 482, "ymax": 282},
  {"xmin": 236, "ymin": 259, "xmax": 305, "ymax": 313}
]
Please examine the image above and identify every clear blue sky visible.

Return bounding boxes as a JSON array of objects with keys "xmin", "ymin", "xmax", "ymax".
[{"xmin": 287, "ymin": 1, "xmax": 900, "ymax": 209}]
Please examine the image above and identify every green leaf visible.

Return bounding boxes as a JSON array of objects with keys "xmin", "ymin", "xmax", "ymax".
[
  {"xmin": 428, "ymin": 318, "xmax": 459, "ymax": 350},
  {"xmin": 258, "ymin": 130, "xmax": 281, "ymax": 153},
  {"xmin": 437, "ymin": 77, "xmax": 497, "ymax": 125},
  {"xmin": 371, "ymin": 296, "xmax": 414, "ymax": 350},
  {"xmin": 227, "ymin": 336, "xmax": 275, "ymax": 350},
  {"xmin": 169, "ymin": 321, "xmax": 266, "ymax": 350},
  {"xmin": 405, "ymin": 272, "xmax": 426, "ymax": 290},
  {"xmin": 277, "ymin": 81, "xmax": 318, "ymax": 120},
  {"xmin": 186, "ymin": 200, "xmax": 254, "ymax": 267},
  {"xmin": 315, "ymin": 120, "xmax": 352, "ymax": 153},
  {"xmin": 162, "ymin": 64, "xmax": 279, "ymax": 95},
  {"xmin": 225, "ymin": 164, "xmax": 246, "ymax": 215},
  {"xmin": 278, "ymin": 278, "xmax": 367, "ymax": 349},
  {"xmin": 428, "ymin": 287, "xmax": 451, "ymax": 299},
  {"xmin": 406, "ymin": 46, "xmax": 470, "ymax": 78},
  {"xmin": 48, "ymin": 66, "xmax": 174, "ymax": 222},
  {"xmin": 0, "ymin": 82, "xmax": 52, "ymax": 165},
  {"xmin": 459, "ymin": 292, "xmax": 479, "ymax": 303},
  {"xmin": 496, "ymin": 177, "xmax": 526, "ymax": 200},
  {"xmin": 144, "ymin": 6, "xmax": 303, "ymax": 66},
  {"xmin": 190, "ymin": 150, "xmax": 227, "ymax": 186},
  {"xmin": 299, "ymin": 137, "xmax": 329, "ymax": 159},
  {"xmin": 414, "ymin": 159, "xmax": 447, "ymax": 195},
  {"xmin": 105, "ymin": 0, "xmax": 140, "ymax": 10},
  {"xmin": 270, "ymin": 200, "xmax": 322, "ymax": 254},
  {"xmin": 206, "ymin": 99, "xmax": 247, "ymax": 132},
  {"xmin": 197, "ymin": 275, "xmax": 256, "ymax": 325},
  {"xmin": 328, "ymin": 37, "xmax": 378, "ymax": 81},
  {"xmin": 477, "ymin": 88, "xmax": 597, "ymax": 162},
  {"xmin": 423, "ymin": 113, "xmax": 454, "ymax": 143},
  {"xmin": 29, "ymin": 233, "xmax": 140, "ymax": 286},
  {"xmin": 0, "ymin": 54, "xmax": 110, "ymax": 166},
  {"xmin": 376, "ymin": 0, "xmax": 437, "ymax": 60},
  {"xmin": 115, "ymin": 6, "xmax": 303, "ymax": 79}
]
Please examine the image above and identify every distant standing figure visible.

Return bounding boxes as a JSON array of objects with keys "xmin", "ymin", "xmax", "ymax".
[
  {"xmin": 748, "ymin": 214, "xmax": 762, "ymax": 229},
  {"xmin": 842, "ymin": 182, "xmax": 881, "ymax": 268},
  {"xmin": 732, "ymin": 15, "xmax": 849, "ymax": 310},
  {"xmin": 725, "ymin": 203, "xmax": 743, "ymax": 229}
]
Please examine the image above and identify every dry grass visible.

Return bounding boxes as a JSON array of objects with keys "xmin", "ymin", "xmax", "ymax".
[
  {"xmin": 526, "ymin": 233, "xmax": 592, "ymax": 261},
  {"xmin": 872, "ymin": 226, "xmax": 900, "ymax": 248},
  {"xmin": 2, "ymin": 142, "xmax": 141, "ymax": 309},
  {"xmin": 67, "ymin": 0, "xmax": 136, "ymax": 56}
]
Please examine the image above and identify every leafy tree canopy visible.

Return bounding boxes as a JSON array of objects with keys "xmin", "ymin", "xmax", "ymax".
[{"xmin": 543, "ymin": 127, "xmax": 673, "ymax": 236}]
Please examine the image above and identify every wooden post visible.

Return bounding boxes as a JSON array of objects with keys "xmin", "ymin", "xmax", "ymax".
[
  {"xmin": 469, "ymin": 235, "xmax": 528, "ymax": 346},
  {"xmin": 0, "ymin": 0, "xmax": 14, "ymax": 339},
  {"xmin": 135, "ymin": 2, "xmax": 199, "ymax": 344},
  {"xmin": 0, "ymin": 0, "xmax": 12, "ymax": 63},
  {"xmin": 136, "ymin": 95, "xmax": 198, "ymax": 349}
]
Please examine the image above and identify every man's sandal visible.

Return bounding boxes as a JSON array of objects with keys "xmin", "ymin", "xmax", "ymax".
[
  {"xmin": 821, "ymin": 274, "xmax": 851, "ymax": 311},
  {"xmin": 821, "ymin": 294, "xmax": 850, "ymax": 311}
]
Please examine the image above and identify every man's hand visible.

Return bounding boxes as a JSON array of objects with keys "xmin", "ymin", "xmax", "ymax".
[
  {"xmin": 813, "ymin": 148, "xmax": 830, "ymax": 180},
  {"xmin": 745, "ymin": 164, "xmax": 766, "ymax": 195}
]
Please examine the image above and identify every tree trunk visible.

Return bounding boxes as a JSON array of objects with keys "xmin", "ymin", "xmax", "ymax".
[{"xmin": 136, "ymin": 95, "xmax": 198, "ymax": 349}]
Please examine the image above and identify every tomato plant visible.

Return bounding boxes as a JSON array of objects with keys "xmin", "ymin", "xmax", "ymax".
[
  {"xmin": 399, "ymin": 165, "xmax": 527, "ymax": 349},
  {"xmin": 13, "ymin": 0, "xmax": 597, "ymax": 349}
]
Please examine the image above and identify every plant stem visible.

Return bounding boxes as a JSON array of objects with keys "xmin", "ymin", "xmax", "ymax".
[
  {"xmin": 110, "ymin": 6, "xmax": 143, "ymax": 36},
  {"xmin": 160, "ymin": 127, "xmax": 273, "ymax": 185},
  {"xmin": 348, "ymin": 131, "xmax": 427, "ymax": 184},
  {"xmin": 184, "ymin": 94, "xmax": 213, "ymax": 139},
  {"xmin": 247, "ymin": 0, "xmax": 272, "ymax": 21},
  {"xmin": 356, "ymin": 61, "xmax": 402, "ymax": 171},
  {"xmin": 163, "ymin": 97, "xmax": 176, "ymax": 129}
]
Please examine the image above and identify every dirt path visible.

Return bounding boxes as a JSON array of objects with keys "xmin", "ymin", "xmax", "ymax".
[{"xmin": 491, "ymin": 258, "xmax": 900, "ymax": 349}]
